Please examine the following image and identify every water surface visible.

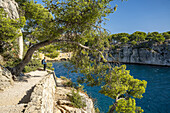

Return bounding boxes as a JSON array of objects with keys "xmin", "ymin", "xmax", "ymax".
[{"xmin": 53, "ymin": 62, "xmax": 170, "ymax": 113}]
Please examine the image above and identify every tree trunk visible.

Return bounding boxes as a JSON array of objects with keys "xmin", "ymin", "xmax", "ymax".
[
  {"xmin": 8, "ymin": 37, "xmax": 95, "ymax": 76},
  {"xmin": 9, "ymin": 39, "xmax": 54, "ymax": 76}
]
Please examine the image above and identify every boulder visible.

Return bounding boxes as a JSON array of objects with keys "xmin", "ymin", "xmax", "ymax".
[{"xmin": 0, "ymin": 66, "xmax": 14, "ymax": 91}]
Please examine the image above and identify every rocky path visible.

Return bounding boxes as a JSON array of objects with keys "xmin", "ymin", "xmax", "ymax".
[{"xmin": 0, "ymin": 70, "xmax": 48, "ymax": 113}]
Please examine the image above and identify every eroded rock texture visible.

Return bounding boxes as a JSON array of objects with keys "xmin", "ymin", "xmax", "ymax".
[{"xmin": 107, "ymin": 41, "xmax": 170, "ymax": 66}]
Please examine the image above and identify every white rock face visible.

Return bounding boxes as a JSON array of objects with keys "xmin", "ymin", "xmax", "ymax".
[
  {"xmin": 0, "ymin": 0, "xmax": 23, "ymax": 59},
  {"xmin": 108, "ymin": 41, "xmax": 170, "ymax": 66},
  {"xmin": 0, "ymin": 0, "xmax": 19, "ymax": 19}
]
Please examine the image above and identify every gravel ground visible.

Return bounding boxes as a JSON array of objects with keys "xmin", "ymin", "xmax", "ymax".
[{"xmin": 0, "ymin": 70, "xmax": 48, "ymax": 106}]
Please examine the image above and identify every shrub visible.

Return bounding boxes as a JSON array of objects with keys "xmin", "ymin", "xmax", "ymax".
[
  {"xmin": 95, "ymin": 108, "xmax": 100, "ymax": 113},
  {"xmin": 162, "ymin": 32, "xmax": 170, "ymax": 39},
  {"xmin": 131, "ymin": 40, "xmax": 137, "ymax": 45},
  {"xmin": 23, "ymin": 59, "xmax": 42, "ymax": 73},
  {"xmin": 129, "ymin": 31, "xmax": 147, "ymax": 42},
  {"xmin": 60, "ymin": 76, "xmax": 68, "ymax": 80},
  {"xmin": 68, "ymin": 89, "xmax": 86, "ymax": 108},
  {"xmin": 152, "ymin": 34, "xmax": 165, "ymax": 43},
  {"xmin": 120, "ymin": 37, "xmax": 129, "ymax": 44}
]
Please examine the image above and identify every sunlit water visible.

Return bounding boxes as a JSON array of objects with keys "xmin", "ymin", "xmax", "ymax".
[{"xmin": 53, "ymin": 62, "xmax": 170, "ymax": 113}]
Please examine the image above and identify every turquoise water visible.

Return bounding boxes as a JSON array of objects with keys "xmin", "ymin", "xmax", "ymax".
[{"xmin": 53, "ymin": 62, "xmax": 170, "ymax": 113}]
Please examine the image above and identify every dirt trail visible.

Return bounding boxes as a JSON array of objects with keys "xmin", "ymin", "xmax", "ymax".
[{"xmin": 0, "ymin": 70, "xmax": 48, "ymax": 106}]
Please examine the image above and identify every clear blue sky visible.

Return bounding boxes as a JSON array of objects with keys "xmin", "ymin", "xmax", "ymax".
[{"xmin": 36, "ymin": 0, "xmax": 170, "ymax": 34}]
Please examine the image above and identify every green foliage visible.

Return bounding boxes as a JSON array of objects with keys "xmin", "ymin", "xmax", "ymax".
[
  {"xmin": 60, "ymin": 76, "xmax": 68, "ymax": 80},
  {"xmin": 23, "ymin": 59, "xmax": 53, "ymax": 73},
  {"xmin": 99, "ymin": 65, "xmax": 147, "ymax": 99},
  {"xmin": 4, "ymin": 55, "xmax": 21, "ymax": 67},
  {"xmin": 23, "ymin": 59, "xmax": 42, "ymax": 72},
  {"xmin": 0, "ymin": 8, "xmax": 26, "ymax": 42},
  {"xmin": 45, "ymin": 51, "xmax": 59, "ymax": 59},
  {"xmin": 131, "ymin": 40, "xmax": 137, "ymax": 45},
  {"xmin": 147, "ymin": 32, "xmax": 165, "ymax": 43},
  {"xmin": 152, "ymin": 34, "xmax": 165, "ymax": 43},
  {"xmin": 111, "ymin": 31, "xmax": 168, "ymax": 47},
  {"xmin": 112, "ymin": 33, "xmax": 130, "ymax": 42},
  {"xmin": 120, "ymin": 37, "xmax": 129, "ymax": 44},
  {"xmin": 162, "ymin": 31, "xmax": 170, "ymax": 39},
  {"xmin": 39, "ymin": 45, "xmax": 60, "ymax": 58},
  {"xmin": 15, "ymin": 0, "xmax": 28, "ymax": 6},
  {"xmin": 62, "ymin": 77, "xmax": 74, "ymax": 87},
  {"xmin": 147, "ymin": 32, "xmax": 159, "ymax": 40},
  {"xmin": 21, "ymin": 0, "xmax": 54, "ymax": 42},
  {"xmin": 95, "ymin": 108, "xmax": 100, "ymax": 113},
  {"xmin": 2, "ymin": 40, "xmax": 21, "ymax": 67},
  {"xmin": 129, "ymin": 31, "xmax": 147, "ymax": 42},
  {"xmin": 116, "ymin": 98, "xmax": 144, "ymax": 113},
  {"xmin": 98, "ymin": 65, "xmax": 146, "ymax": 112},
  {"xmin": 68, "ymin": 89, "xmax": 86, "ymax": 108}
]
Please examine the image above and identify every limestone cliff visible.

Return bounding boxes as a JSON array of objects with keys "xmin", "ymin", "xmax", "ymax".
[
  {"xmin": 0, "ymin": 0, "xmax": 23, "ymax": 59},
  {"xmin": 107, "ymin": 40, "xmax": 170, "ymax": 66}
]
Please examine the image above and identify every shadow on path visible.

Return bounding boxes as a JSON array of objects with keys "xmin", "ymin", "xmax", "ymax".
[{"xmin": 18, "ymin": 85, "xmax": 35, "ymax": 104}]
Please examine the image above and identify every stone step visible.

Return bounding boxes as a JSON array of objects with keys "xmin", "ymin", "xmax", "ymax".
[{"xmin": 0, "ymin": 104, "xmax": 27, "ymax": 113}]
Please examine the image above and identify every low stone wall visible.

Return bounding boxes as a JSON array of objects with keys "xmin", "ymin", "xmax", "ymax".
[
  {"xmin": 24, "ymin": 72, "xmax": 95, "ymax": 113},
  {"xmin": 24, "ymin": 73, "xmax": 56, "ymax": 113}
]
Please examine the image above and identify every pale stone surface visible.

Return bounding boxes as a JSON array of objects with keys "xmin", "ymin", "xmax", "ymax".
[
  {"xmin": 0, "ymin": 66, "xmax": 14, "ymax": 91},
  {"xmin": 108, "ymin": 41, "xmax": 170, "ymax": 66},
  {"xmin": 0, "ymin": 0, "xmax": 19, "ymax": 19},
  {"xmin": 24, "ymin": 72, "xmax": 55, "ymax": 113},
  {"xmin": 0, "ymin": 104, "xmax": 26, "ymax": 113},
  {"xmin": 0, "ymin": 0, "xmax": 23, "ymax": 59},
  {"xmin": 0, "ymin": 70, "xmax": 95, "ymax": 113},
  {"xmin": 0, "ymin": 55, "xmax": 4, "ymax": 64},
  {"xmin": 0, "ymin": 70, "xmax": 48, "ymax": 106}
]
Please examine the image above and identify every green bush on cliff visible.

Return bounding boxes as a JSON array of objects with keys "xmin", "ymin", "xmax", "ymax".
[
  {"xmin": 120, "ymin": 37, "xmax": 129, "ymax": 44},
  {"xmin": 163, "ymin": 31, "xmax": 170, "ymax": 39},
  {"xmin": 152, "ymin": 34, "xmax": 165, "ymax": 43},
  {"xmin": 129, "ymin": 31, "xmax": 147, "ymax": 42},
  {"xmin": 131, "ymin": 40, "xmax": 137, "ymax": 45},
  {"xmin": 68, "ymin": 89, "xmax": 86, "ymax": 108}
]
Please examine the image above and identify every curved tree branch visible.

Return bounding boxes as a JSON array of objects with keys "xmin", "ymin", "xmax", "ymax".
[{"xmin": 10, "ymin": 38, "xmax": 108, "ymax": 76}]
